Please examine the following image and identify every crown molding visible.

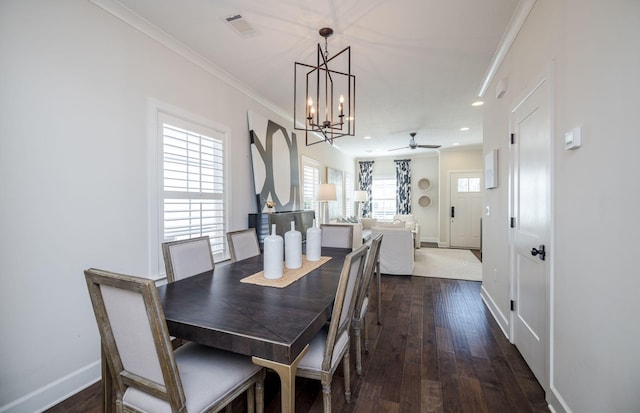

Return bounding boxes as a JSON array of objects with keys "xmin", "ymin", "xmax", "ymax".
[
  {"xmin": 477, "ymin": 0, "xmax": 537, "ymax": 97},
  {"xmin": 88, "ymin": 0, "xmax": 291, "ymax": 122}
]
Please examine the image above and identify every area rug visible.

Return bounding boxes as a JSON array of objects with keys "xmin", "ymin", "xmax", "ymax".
[{"xmin": 411, "ymin": 248, "xmax": 482, "ymax": 281}]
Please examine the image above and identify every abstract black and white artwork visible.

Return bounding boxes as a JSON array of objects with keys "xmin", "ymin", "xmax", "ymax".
[{"xmin": 248, "ymin": 111, "xmax": 302, "ymax": 213}]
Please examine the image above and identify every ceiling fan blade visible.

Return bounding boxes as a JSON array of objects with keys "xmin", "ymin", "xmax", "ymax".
[
  {"xmin": 388, "ymin": 146, "xmax": 410, "ymax": 151},
  {"xmin": 416, "ymin": 144, "xmax": 441, "ymax": 149}
]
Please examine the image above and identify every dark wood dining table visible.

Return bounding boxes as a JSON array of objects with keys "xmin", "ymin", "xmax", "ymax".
[{"xmin": 156, "ymin": 247, "xmax": 350, "ymax": 413}]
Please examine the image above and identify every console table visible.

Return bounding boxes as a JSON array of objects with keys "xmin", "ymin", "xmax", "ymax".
[{"xmin": 249, "ymin": 210, "xmax": 316, "ymax": 249}]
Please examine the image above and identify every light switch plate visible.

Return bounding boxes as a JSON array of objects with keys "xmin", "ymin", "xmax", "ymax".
[{"xmin": 565, "ymin": 127, "xmax": 582, "ymax": 150}]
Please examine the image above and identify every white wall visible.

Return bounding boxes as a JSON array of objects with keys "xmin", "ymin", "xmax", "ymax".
[
  {"xmin": 356, "ymin": 154, "xmax": 440, "ymax": 242},
  {"xmin": 481, "ymin": 1, "xmax": 640, "ymax": 412},
  {"xmin": 0, "ymin": 1, "xmax": 352, "ymax": 411}
]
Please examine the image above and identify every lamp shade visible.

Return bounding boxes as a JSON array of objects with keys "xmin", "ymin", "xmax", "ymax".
[
  {"xmin": 353, "ymin": 190, "xmax": 367, "ymax": 202},
  {"xmin": 315, "ymin": 183, "xmax": 337, "ymax": 201}
]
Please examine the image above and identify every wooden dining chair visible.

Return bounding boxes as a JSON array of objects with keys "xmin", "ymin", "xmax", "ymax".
[
  {"xmin": 296, "ymin": 244, "xmax": 368, "ymax": 413},
  {"xmin": 320, "ymin": 224, "xmax": 354, "ymax": 249},
  {"xmin": 352, "ymin": 232, "xmax": 383, "ymax": 376},
  {"xmin": 226, "ymin": 228, "xmax": 261, "ymax": 263},
  {"xmin": 84, "ymin": 268, "xmax": 265, "ymax": 413},
  {"xmin": 162, "ymin": 235, "xmax": 214, "ymax": 283}
]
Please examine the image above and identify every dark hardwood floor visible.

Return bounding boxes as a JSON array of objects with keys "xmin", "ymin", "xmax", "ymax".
[{"xmin": 47, "ymin": 249, "xmax": 548, "ymax": 413}]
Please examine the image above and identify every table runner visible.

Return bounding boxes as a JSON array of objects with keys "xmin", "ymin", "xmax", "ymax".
[{"xmin": 240, "ymin": 256, "xmax": 332, "ymax": 288}]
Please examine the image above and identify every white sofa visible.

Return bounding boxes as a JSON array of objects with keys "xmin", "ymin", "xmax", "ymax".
[
  {"xmin": 371, "ymin": 227, "xmax": 415, "ymax": 275},
  {"xmin": 393, "ymin": 214, "xmax": 421, "ymax": 248},
  {"xmin": 361, "ymin": 215, "xmax": 421, "ymax": 249}
]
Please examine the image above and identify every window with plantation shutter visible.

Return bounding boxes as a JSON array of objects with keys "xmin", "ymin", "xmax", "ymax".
[
  {"xmin": 344, "ymin": 171, "xmax": 354, "ymax": 217},
  {"xmin": 301, "ymin": 156, "xmax": 320, "ymax": 222},
  {"xmin": 161, "ymin": 116, "xmax": 227, "ymax": 261}
]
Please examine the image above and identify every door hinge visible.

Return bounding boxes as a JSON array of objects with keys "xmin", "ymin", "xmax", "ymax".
[
  {"xmin": 510, "ymin": 300, "xmax": 516, "ymax": 311},
  {"xmin": 510, "ymin": 217, "xmax": 516, "ymax": 228},
  {"xmin": 510, "ymin": 133, "xmax": 515, "ymax": 144}
]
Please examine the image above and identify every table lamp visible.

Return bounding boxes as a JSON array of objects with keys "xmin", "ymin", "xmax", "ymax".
[
  {"xmin": 353, "ymin": 190, "xmax": 367, "ymax": 218},
  {"xmin": 315, "ymin": 183, "xmax": 337, "ymax": 224}
]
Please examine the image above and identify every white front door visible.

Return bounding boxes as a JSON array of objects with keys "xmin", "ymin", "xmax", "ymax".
[
  {"xmin": 450, "ymin": 171, "xmax": 482, "ymax": 248},
  {"xmin": 511, "ymin": 72, "xmax": 552, "ymax": 390}
]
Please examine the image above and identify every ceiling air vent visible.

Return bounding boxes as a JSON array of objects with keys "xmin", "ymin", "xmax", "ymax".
[{"xmin": 225, "ymin": 14, "xmax": 256, "ymax": 37}]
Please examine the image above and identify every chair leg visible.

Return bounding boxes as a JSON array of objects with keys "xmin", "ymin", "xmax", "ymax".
[
  {"xmin": 255, "ymin": 370, "xmax": 265, "ymax": 413},
  {"xmin": 376, "ymin": 261, "xmax": 382, "ymax": 325},
  {"xmin": 363, "ymin": 313, "xmax": 369, "ymax": 354},
  {"xmin": 343, "ymin": 351, "xmax": 351, "ymax": 403},
  {"xmin": 354, "ymin": 323, "xmax": 363, "ymax": 376},
  {"xmin": 246, "ymin": 386, "xmax": 254, "ymax": 413},
  {"xmin": 321, "ymin": 381, "xmax": 332, "ymax": 413}
]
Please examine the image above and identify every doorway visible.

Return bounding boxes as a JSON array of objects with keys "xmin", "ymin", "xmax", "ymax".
[{"xmin": 449, "ymin": 171, "xmax": 482, "ymax": 249}]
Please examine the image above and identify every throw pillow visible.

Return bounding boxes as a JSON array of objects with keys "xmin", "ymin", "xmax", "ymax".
[
  {"xmin": 360, "ymin": 218, "xmax": 378, "ymax": 229},
  {"xmin": 376, "ymin": 221, "xmax": 405, "ymax": 229},
  {"xmin": 394, "ymin": 218, "xmax": 416, "ymax": 231}
]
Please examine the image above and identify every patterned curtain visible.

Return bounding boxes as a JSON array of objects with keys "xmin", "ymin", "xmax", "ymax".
[
  {"xmin": 395, "ymin": 159, "xmax": 411, "ymax": 214},
  {"xmin": 358, "ymin": 161, "xmax": 374, "ymax": 217}
]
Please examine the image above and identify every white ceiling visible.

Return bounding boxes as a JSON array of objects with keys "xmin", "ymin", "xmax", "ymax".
[{"xmin": 113, "ymin": 0, "xmax": 521, "ymax": 157}]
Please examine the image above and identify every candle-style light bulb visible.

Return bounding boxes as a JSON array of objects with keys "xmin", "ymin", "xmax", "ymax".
[
  {"xmin": 306, "ymin": 97, "xmax": 313, "ymax": 120},
  {"xmin": 339, "ymin": 95, "xmax": 344, "ymax": 116}
]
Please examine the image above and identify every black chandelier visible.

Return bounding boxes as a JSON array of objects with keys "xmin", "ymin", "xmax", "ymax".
[{"xmin": 294, "ymin": 27, "xmax": 356, "ymax": 146}]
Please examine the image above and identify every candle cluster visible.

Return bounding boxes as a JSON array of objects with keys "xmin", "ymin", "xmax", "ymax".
[{"xmin": 306, "ymin": 95, "xmax": 344, "ymax": 128}]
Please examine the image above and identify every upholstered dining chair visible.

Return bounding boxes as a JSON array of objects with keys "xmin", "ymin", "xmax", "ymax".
[
  {"xmin": 226, "ymin": 228, "xmax": 261, "ymax": 263},
  {"xmin": 162, "ymin": 236, "xmax": 214, "ymax": 283},
  {"xmin": 296, "ymin": 244, "xmax": 368, "ymax": 413},
  {"xmin": 84, "ymin": 268, "xmax": 265, "ymax": 413},
  {"xmin": 352, "ymin": 232, "xmax": 383, "ymax": 376},
  {"xmin": 320, "ymin": 224, "xmax": 354, "ymax": 249}
]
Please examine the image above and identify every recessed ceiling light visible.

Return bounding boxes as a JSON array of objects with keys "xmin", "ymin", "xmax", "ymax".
[
  {"xmin": 472, "ymin": 101, "xmax": 484, "ymax": 107},
  {"xmin": 460, "ymin": 127, "xmax": 470, "ymax": 131},
  {"xmin": 363, "ymin": 136, "xmax": 372, "ymax": 140},
  {"xmin": 453, "ymin": 142, "xmax": 460, "ymax": 146}
]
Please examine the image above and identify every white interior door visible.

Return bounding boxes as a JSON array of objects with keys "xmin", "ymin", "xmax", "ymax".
[
  {"xmin": 450, "ymin": 171, "xmax": 482, "ymax": 248},
  {"xmin": 511, "ymin": 74, "xmax": 551, "ymax": 389}
]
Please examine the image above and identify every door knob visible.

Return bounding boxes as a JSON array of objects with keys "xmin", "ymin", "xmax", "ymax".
[{"xmin": 530, "ymin": 245, "xmax": 546, "ymax": 261}]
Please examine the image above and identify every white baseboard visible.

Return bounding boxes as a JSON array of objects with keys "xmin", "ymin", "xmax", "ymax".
[
  {"xmin": 0, "ymin": 360, "xmax": 100, "ymax": 413},
  {"xmin": 480, "ymin": 285, "xmax": 510, "ymax": 338},
  {"xmin": 547, "ymin": 382, "xmax": 571, "ymax": 413}
]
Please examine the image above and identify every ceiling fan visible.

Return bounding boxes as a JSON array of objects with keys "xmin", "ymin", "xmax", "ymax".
[{"xmin": 388, "ymin": 132, "xmax": 441, "ymax": 151}]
